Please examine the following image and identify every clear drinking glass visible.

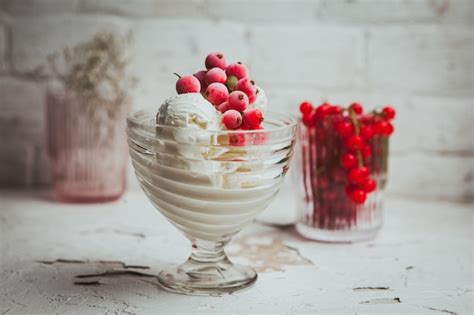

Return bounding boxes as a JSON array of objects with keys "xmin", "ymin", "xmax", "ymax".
[
  {"xmin": 47, "ymin": 90, "xmax": 130, "ymax": 202},
  {"xmin": 127, "ymin": 109, "xmax": 296, "ymax": 295},
  {"xmin": 296, "ymin": 119, "xmax": 389, "ymax": 242}
]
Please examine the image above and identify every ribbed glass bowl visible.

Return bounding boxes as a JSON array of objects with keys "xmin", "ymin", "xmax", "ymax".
[{"xmin": 127, "ymin": 109, "xmax": 296, "ymax": 295}]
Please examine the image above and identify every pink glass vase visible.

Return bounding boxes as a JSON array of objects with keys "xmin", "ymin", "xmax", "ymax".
[{"xmin": 46, "ymin": 90, "xmax": 130, "ymax": 202}]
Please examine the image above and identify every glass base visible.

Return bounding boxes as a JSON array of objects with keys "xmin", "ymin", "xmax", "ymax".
[
  {"xmin": 157, "ymin": 259, "xmax": 257, "ymax": 296},
  {"xmin": 296, "ymin": 222, "xmax": 381, "ymax": 243},
  {"xmin": 53, "ymin": 183, "xmax": 125, "ymax": 203}
]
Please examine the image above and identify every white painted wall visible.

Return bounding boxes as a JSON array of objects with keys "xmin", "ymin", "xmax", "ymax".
[{"xmin": 0, "ymin": 0, "xmax": 472, "ymax": 202}]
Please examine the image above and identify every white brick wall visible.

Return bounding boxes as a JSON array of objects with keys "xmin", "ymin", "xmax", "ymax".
[
  {"xmin": 0, "ymin": 24, "xmax": 6, "ymax": 73},
  {"xmin": 0, "ymin": 78, "xmax": 47, "ymax": 185},
  {"xmin": 248, "ymin": 25, "xmax": 365, "ymax": 89},
  {"xmin": 0, "ymin": 0, "xmax": 472, "ymax": 202},
  {"xmin": 367, "ymin": 26, "xmax": 473, "ymax": 94},
  {"xmin": 10, "ymin": 15, "xmax": 131, "ymax": 74},
  {"xmin": 130, "ymin": 19, "xmax": 249, "ymax": 107},
  {"xmin": 1, "ymin": 0, "xmax": 79, "ymax": 16},
  {"xmin": 316, "ymin": 0, "xmax": 473, "ymax": 24},
  {"xmin": 389, "ymin": 154, "xmax": 473, "ymax": 202}
]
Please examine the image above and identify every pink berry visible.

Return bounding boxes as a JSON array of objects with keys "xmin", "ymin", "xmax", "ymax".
[
  {"xmin": 175, "ymin": 74, "xmax": 201, "ymax": 94},
  {"xmin": 230, "ymin": 125, "xmax": 266, "ymax": 146},
  {"xmin": 249, "ymin": 125, "xmax": 267, "ymax": 145},
  {"xmin": 243, "ymin": 108, "xmax": 264, "ymax": 129},
  {"xmin": 205, "ymin": 83, "xmax": 229, "ymax": 106},
  {"xmin": 236, "ymin": 78, "xmax": 257, "ymax": 103},
  {"xmin": 227, "ymin": 91, "xmax": 249, "ymax": 112},
  {"xmin": 221, "ymin": 109, "xmax": 242, "ymax": 130},
  {"xmin": 205, "ymin": 52, "xmax": 227, "ymax": 70},
  {"xmin": 193, "ymin": 70, "xmax": 207, "ymax": 92},
  {"xmin": 205, "ymin": 67, "xmax": 227, "ymax": 85},
  {"xmin": 229, "ymin": 132, "xmax": 247, "ymax": 146},
  {"xmin": 217, "ymin": 101, "xmax": 229, "ymax": 113},
  {"xmin": 249, "ymin": 89, "xmax": 258, "ymax": 104},
  {"xmin": 225, "ymin": 62, "xmax": 248, "ymax": 80}
]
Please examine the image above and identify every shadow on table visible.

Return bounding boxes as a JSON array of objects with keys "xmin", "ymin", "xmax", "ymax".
[{"xmin": 30, "ymin": 258, "xmax": 170, "ymax": 298}]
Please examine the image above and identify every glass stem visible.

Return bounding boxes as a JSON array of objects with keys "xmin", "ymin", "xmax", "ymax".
[{"xmin": 189, "ymin": 240, "xmax": 229, "ymax": 264}]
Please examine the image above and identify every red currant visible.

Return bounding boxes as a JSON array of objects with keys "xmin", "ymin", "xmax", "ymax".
[
  {"xmin": 229, "ymin": 132, "xmax": 247, "ymax": 146},
  {"xmin": 347, "ymin": 166, "xmax": 369, "ymax": 184},
  {"xmin": 382, "ymin": 106, "xmax": 396, "ymax": 120},
  {"xmin": 345, "ymin": 186, "xmax": 367, "ymax": 204},
  {"xmin": 345, "ymin": 135, "xmax": 363, "ymax": 150},
  {"xmin": 302, "ymin": 111, "xmax": 315, "ymax": 127},
  {"xmin": 332, "ymin": 169, "xmax": 346, "ymax": 183},
  {"xmin": 315, "ymin": 103, "xmax": 332, "ymax": 121},
  {"xmin": 299, "ymin": 101, "xmax": 313, "ymax": 115},
  {"xmin": 373, "ymin": 120, "xmax": 389, "ymax": 135},
  {"xmin": 360, "ymin": 125, "xmax": 374, "ymax": 140},
  {"xmin": 318, "ymin": 177, "xmax": 329, "ymax": 189},
  {"xmin": 350, "ymin": 102, "xmax": 363, "ymax": 115},
  {"xmin": 360, "ymin": 115, "xmax": 373, "ymax": 125},
  {"xmin": 328, "ymin": 105, "xmax": 343, "ymax": 115},
  {"xmin": 221, "ymin": 110, "xmax": 242, "ymax": 130},
  {"xmin": 341, "ymin": 152, "xmax": 357, "ymax": 169},
  {"xmin": 384, "ymin": 122, "xmax": 394, "ymax": 135},
  {"xmin": 361, "ymin": 145, "xmax": 372, "ymax": 158},
  {"xmin": 335, "ymin": 121, "xmax": 354, "ymax": 138},
  {"xmin": 243, "ymin": 108, "xmax": 264, "ymax": 129},
  {"xmin": 360, "ymin": 166, "xmax": 369, "ymax": 177},
  {"xmin": 361, "ymin": 178, "xmax": 377, "ymax": 193}
]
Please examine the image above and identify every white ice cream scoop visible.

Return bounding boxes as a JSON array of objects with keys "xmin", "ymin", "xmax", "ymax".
[
  {"xmin": 155, "ymin": 93, "xmax": 223, "ymax": 172},
  {"xmin": 156, "ymin": 93, "xmax": 219, "ymax": 130}
]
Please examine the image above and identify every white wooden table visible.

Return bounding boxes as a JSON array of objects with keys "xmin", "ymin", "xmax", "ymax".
[{"xmin": 1, "ymin": 190, "xmax": 472, "ymax": 314}]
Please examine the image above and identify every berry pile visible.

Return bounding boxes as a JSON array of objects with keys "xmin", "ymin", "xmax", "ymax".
[
  {"xmin": 300, "ymin": 101, "xmax": 395, "ymax": 204},
  {"xmin": 174, "ymin": 52, "xmax": 264, "ymax": 131},
  {"xmin": 299, "ymin": 101, "xmax": 395, "ymax": 229}
]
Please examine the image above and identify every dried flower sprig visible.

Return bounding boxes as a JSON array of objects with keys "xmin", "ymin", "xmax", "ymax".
[{"xmin": 44, "ymin": 31, "xmax": 137, "ymax": 118}]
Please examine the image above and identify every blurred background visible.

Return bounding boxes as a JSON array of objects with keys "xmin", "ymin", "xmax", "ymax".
[{"xmin": 0, "ymin": 0, "xmax": 472, "ymax": 203}]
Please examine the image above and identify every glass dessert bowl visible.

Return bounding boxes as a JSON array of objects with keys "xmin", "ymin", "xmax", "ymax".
[{"xmin": 127, "ymin": 109, "xmax": 296, "ymax": 295}]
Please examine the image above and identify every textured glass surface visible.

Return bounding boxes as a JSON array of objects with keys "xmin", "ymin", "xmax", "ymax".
[
  {"xmin": 47, "ymin": 91, "xmax": 129, "ymax": 202},
  {"xmin": 127, "ymin": 109, "xmax": 296, "ymax": 295},
  {"xmin": 296, "ymin": 120, "xmax": 388, "ymax": 242}
]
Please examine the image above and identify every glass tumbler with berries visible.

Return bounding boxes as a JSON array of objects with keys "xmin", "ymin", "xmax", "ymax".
[{"xmin": 296, "ymin": 101, "xmax": 396, "ymax": 242}]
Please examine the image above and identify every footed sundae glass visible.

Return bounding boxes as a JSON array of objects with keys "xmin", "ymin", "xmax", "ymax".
[{"xmin": 127, "ymin": 109, "xmax": 296, "ymax": 295}]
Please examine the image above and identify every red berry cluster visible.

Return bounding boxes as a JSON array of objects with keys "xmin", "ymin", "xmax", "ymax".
[
  {"xmin": 299, "ymin": 101, "xmax": 395, "ymax": 205},
  {"xmin": 174, "ymin": 52, "xmax": 264, "ymax": 131}
]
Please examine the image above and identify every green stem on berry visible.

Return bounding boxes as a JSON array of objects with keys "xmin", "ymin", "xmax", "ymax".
[{"xmin": 173, "ymin": 72, "xmax": 181, "ymax": 79}]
